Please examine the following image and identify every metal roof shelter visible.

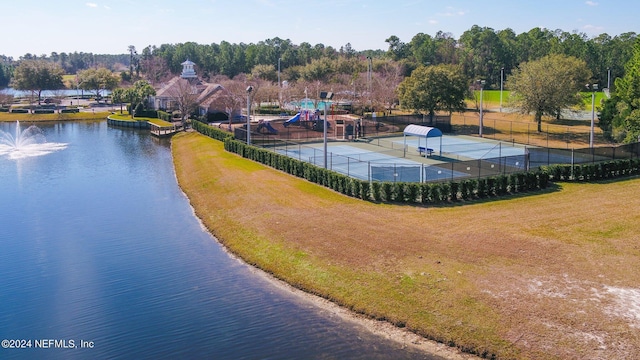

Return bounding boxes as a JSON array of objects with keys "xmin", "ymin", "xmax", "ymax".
[{"xmin": 403, "ymin": 124, "xmax": 443, "ymax": 157}]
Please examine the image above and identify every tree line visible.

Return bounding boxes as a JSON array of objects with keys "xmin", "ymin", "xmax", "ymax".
[
  {"xmin": 2, "ymin": 25, "xmax": 640, "ymax": 143},
  {"xmin": 0, "ymin": 26, "xmax": 636, "ymax": 88}
]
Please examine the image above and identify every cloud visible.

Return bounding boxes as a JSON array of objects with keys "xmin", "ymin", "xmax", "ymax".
[
  {"xmin": 86, "ymin": 2, "xmax": 98, "ymax": 8},
  {"xmin": 583, "ymin": 24, "xmax": 604, "ymax": 32},
  {"xmin": 428, "ymin": 19, "xmax": 439, "ymax": 25},
  {"xmin": 586, "ymin": 1, "xmax": 598, "ymax": 6},
  {"xmin": 437, "ymin": 7, "xmax": 466, "ymax": 17}
]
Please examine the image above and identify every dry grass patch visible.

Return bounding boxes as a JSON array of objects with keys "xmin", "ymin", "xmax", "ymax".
[{"xmin": 172, "ymin": 132, "xmax": 640, "ymax": 359}]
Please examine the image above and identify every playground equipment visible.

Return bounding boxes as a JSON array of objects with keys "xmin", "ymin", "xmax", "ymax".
[
  {"xmin": 257, "ymin": 120, "xmax": 278, "ymax": 134},
  {"xmin": 283, "ymin": 110, "xmax": 329, "ymax": 131}
]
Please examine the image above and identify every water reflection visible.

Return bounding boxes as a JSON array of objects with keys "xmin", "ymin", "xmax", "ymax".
[{"xmin": 0, "ymin": 121, "xmax": 437, "ymax": 359}]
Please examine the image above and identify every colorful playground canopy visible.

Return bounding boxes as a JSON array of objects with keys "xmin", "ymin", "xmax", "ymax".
[{"xmin": 403, "ymin": 124, "xmax": 443, "ymax": 156}]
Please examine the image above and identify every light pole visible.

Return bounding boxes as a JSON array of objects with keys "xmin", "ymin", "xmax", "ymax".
[
  {"xmin": 320, "ymin": 91, "xmax": 334, "ymax": 169},
  {"xmin": 587, "ymin": 83, "xmax": 598, "ymax": 148},
  {"xmin": 607, "ymin": 68, "xmax": 611, "ymax": 90},
  {"xmin": 500, "ymin": 67, "xmax": 504, "ymax": 113},
  {"xmin": 277, "ymin": 57, "xmax": 282, "ymax": 105},
  {"xmin": 478, "ymin": 80, "xmax": 485, "ymax": 137},
  {"xmin": 246, "ymin": 86, "xmax": 253, "ymax": 145}
]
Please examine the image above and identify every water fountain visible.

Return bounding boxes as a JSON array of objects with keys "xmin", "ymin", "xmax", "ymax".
[{"xmin": 0, "ymin": 121, "xmax": 67, "ymax": 159}]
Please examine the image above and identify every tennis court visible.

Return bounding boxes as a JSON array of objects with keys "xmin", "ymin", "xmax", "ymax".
[{"xmin": 273, "ymin": 134, "xmax": 529, "ymax": 183}]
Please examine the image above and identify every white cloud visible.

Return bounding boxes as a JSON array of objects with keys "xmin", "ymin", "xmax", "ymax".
[
  {"xmin": 86, "ymin": 2, "xmax": 98, "ymax": 8},
  {"xmin": 437, "ymin": 7, "xmax": 466, "ymax": 17},
  {"xmin": 104, "ymin": 5, "xmax": 111, "ymax": 10},
  {"xmin": 586, "ymin": 1, "xmax": 598, "ymax": 6},
  {"xmin": 428, "ymin": 19, "xmax": 439, "ymax": 25},
  {"xmin": 583, "ymin": 24, "xmax": 604, "ymax": 32}
]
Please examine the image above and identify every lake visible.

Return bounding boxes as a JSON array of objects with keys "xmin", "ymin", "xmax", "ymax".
[{"xmin": 0, "ymin": 121, "xmax": 436, "ymax": 359}]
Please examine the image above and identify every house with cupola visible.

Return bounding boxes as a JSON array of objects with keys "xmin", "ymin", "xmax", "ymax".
[{"xmin": 153, "ymin": 60, "xmax": 234, "ymax": 122}]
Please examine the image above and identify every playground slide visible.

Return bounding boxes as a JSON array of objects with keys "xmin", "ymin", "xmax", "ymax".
[
  {"xmin": 257, "ymin": 121, "xmax": 278, "ymax": 134},
  {"xmin": 283, "ymin": 113, "xmax": 300, "ymax": 127},
  {"xmin": 264, "ymin": 122, "xmax": 278, "ymax": 134}
]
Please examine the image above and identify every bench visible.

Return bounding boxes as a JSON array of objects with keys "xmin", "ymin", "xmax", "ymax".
[{"xmin": 418, "ymin": 146, "xmax": 434, "ymax": 157}]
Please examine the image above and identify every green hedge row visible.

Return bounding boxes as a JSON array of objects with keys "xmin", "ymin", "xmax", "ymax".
[
  {"xmin": 34, "ymin": 109, "xmax": 55, "ymax": 114},
  {"xmin": 134, "ymin": 110, "xmax": 158, "ymax": 118},
  {"xmin": 542, "ymin": 159, "xmax": 640, "ymax": 182},
  {"xmin": 157, "ymin": 110, "xmax": 172, "ymax": 122},
  {"xmin": 192, "ymin": 119, "xmax": 233, "ymax": 142},
  {"xmin": 61, "ymin": 108, "xmax": 80, "ymax": 113},
  {"xmin": 192, "ymin": 120, "xmax": 640, "ymax": 205}
]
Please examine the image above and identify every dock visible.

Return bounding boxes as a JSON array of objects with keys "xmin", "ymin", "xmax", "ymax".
[{"xmin": 149, "ymin": 120, "xmax": 182, "ymax": 137}]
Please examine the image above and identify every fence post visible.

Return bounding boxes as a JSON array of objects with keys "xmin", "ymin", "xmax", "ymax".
[{"xmin": 571, "ymin": 149, "xmax": 575, "ymax": 180}]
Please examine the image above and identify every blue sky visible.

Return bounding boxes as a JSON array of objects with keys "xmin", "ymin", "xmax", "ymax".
[{"xmin": 3, "ymin": 0, "xmax": 638, "ymax": 58}]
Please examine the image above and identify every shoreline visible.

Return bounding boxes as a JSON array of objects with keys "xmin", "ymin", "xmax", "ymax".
[
  {"xmin": 170, "ymin": 134, "xmax": 477, "ymax": 360},
  {"xmin": 170, "ymin": 131, "xmax": 640, "ymax": 359}
]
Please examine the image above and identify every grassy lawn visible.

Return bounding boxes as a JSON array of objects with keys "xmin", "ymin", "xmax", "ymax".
[
  {"xmin": 172, "ymin": 131, "xmax": 640, "ymax": 360},
  {"xmin": 476, "ymin": 90, "xmax": 607, "ymax": 110},
  {"xmin": 0, "ymin": 111, "xmax": 110, "ymax": 122}
]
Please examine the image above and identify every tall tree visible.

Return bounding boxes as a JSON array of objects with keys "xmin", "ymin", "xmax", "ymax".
[
  {"xmin": 124, "ymin": 80, "xmax": 155, "ymax": 118},
  {"xmin": 77, "ymin": 67, "xmax": 120, "ymax": 102},
  {"xmin": 601, "ymin": 38, "xmax": 640, "ymax": 142},
  {"xmin": 396, "ymin": 64, "xmax": 468, "ymax": 121},
  {"xmin": 11, "ymin": 60, "xmax": 64, "ymax": 103},
  {"xmin": 507, "ymin": 54, "xmax": 591, "ymax": 132}
]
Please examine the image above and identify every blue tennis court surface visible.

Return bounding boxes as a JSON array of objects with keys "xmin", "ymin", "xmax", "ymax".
[
  {"xmin": 276, "ymin": 143, "xmax": 472, "ymax": 182},
  {"xmin": 399, "ymin": 135, "xmax": 526, "ymax": 160}
]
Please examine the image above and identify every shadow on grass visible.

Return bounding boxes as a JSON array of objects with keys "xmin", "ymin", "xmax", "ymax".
[{"xmin": 370, "ymin": 183, "xmax": 564, "ymax": 208}]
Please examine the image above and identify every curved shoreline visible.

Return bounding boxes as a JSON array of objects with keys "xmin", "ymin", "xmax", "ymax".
[
  {"xmin": 170, "ymin": 131, "xmax": 640, "ymax": 359},
  {"xmin": 169, "ymin": 133, "xmax": 476, "ymax": 360}
]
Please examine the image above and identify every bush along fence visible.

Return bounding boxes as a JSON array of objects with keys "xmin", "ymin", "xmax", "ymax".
[
  {"xmin": 541, "ymin": 159, "xmax": 640, "ymax": 182},
  {"xmin": 191, "ymin": 120, "xmax": 639, "ymax": 205}
]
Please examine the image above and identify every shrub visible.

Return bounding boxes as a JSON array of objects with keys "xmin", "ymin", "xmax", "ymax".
[
  {"xmin": 371, "ymin": 182, "xmax": 382, "ymax": 202},
  {"xmin": 382, "ymin": 182, "xmax": 393, "ymax": 202},
  {"xmin": 420, "ymin": 183, "xmax": 431, "ymax": 204},
  {"xmin": 394, "ymin": 182, "xmax": 406, "ymax": 202},
  {"xmin": 449, "ymin": 181, "xmax": 459, "ymax": 201},
  {"xmin": 477, "ymin": 178, "xmax": 488, "ymax": 198},
  {"xmin": 406, "ymin": 183, "xmax": 420, "ymax": 204},
  {"xmin": 439, "ymin": 183, "xmax": 450, "ymax": 202},
  {"xmin": 359, "ymin": 181, "xmax": 371, "ymax": 201}
]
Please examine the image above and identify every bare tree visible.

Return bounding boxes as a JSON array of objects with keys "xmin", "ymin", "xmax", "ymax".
[
  {"xmin": 372, "ymin": 61, "xmax": 404, "ymax": 115},
  {"xmin": 217, "ymin": 78, "xmax": 252, "ymax": 130},
  {"xmin": 141, "ymin": 56, "xmax": 171, "ymax": 87},
  {"xmin": 0, "ymin": 91, "xmax": 14, "ymax": 108},
  {"xmin": 168, "ymin": 78, "xmax": 200, "ymax": 123}
]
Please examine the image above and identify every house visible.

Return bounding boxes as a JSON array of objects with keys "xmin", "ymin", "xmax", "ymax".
[{"xmin": 152, "ymin": 60, "xmax": 235, "ymax": 122}]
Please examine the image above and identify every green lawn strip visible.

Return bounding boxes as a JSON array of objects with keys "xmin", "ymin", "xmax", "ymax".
[
  {"xmin": 171, "ymin": 132, "xmax": 514, "ymax": 358},
  {"xmin": 0, "ymin": 112, "xmax": 109, "ymax": 122},
  {"xmin": 147, "ymin": 118, "xmax": 174, "ymax": 127}
]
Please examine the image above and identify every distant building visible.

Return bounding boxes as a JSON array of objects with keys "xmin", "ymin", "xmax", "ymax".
[{"xmin": 152, "ymin": 60, "xmax": 234, "ymax": 122}]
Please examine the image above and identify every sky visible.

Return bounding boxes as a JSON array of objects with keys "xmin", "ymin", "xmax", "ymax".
[{"xmin": 2, "ymin": 0, "xmax": 639, "ymax": 59}]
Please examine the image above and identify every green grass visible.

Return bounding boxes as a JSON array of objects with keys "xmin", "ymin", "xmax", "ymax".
[
  {"xmin": 478, "ymin": 90, "xmax": 608, "ymax": 110},
  {"xmin": 0, "ymin": 111, "xmax": 109, "ymax": 122}
]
